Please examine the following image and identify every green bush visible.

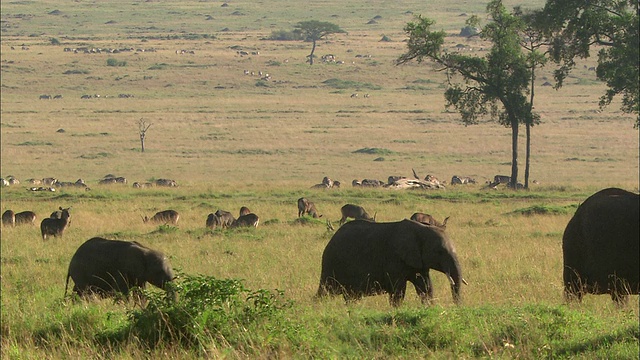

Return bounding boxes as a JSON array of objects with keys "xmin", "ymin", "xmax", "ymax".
[
  {"xmin": 124, "ymin": 275, "xmax": 292, "ymax": 349},
  {"xmin": 267, "ymin": 29, "xmax": 303, "ymax": 41},
  {"xmin": 106, "ymin": 58, "xmax": 127, "ymax": 67}
]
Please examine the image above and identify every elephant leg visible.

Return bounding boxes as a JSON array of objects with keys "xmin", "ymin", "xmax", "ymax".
[
  {"xmin": 389, "ymin": 282, "xmax": 407, "ymax": 307},
  {"xmin": 563, "ymin": 267, "xmax": 583, "ymax": 303},
  {"xmin": 611, "ymin": 292, "xmax": 629, "ymax": 306},
  {"xmin": 410, "ymin": 272, "xmax": 433, "ymax": 305},
  {"xmin": 609, "ymin": 276, "xmax": 632, "ymax": 306}
]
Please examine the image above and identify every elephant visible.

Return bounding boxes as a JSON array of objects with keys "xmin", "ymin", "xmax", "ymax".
[
  {"xmin": 64, "ymin": 237, "xmax": 175, "ymax": 298},
  {"xmin": 316, "ymin": 219, "xmax": 465, "ymax": 307},
  {"xmin": 562, "ymin": 187, "xmax": 639, "ymax": 304}
]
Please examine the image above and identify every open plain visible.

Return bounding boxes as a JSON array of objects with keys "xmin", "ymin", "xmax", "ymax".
[{"xmin": 1, "ymin": 0, "xmax": 638, "ymax": 358}]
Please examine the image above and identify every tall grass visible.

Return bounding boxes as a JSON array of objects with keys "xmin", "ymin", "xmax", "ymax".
[
  {"xmin": 1, "ymin": 0, "xmax": 638, "ymax": 357},
  {"xmin": 1, "ymin": 186, "xmax": 638, "ymax": 357}
]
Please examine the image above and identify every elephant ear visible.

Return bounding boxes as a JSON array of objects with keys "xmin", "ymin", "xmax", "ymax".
[{"xmin": 391, "ymin": 220, "xmax": 423, "ymax": 269}]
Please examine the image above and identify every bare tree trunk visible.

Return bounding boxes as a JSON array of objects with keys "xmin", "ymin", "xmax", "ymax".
[
  {"xmin": 138, "ymin": 119, "xmax": 151, "ymax": 153},
  {"xmin": 524, "ymin": 122, "xmax": 531, "ymax": 189},
  {"xmin": 309, "ymin": 40, "xmax": 317, "ymax": 65},
  {"xmin": 510, "ymin": 118, "xmax": 519, "ymax": 190}
]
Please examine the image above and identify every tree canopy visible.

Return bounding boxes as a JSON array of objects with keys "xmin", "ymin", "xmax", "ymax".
[
  {"xmin": 542, "ymin": 0, "xmax": 639, "ymax": 124},
  {"xmin": 294, "ymin": 20, "xmax": 345, "ymax": 65},
  {"xmin": 398, "ymin": 0, "xmax": 536, "ymax": 188}
]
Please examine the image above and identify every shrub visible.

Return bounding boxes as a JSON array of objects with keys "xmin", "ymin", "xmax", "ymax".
[
  {"xmin": 267, "ymin": 29, "xmax": 303, "ymax": 41},
  {"xmin": 124, "ymin": 274, "xmax": 292, "ymax": 349},
  {"xmin": 106, "ymin": 58, "xmax": 127, "ymax": 67},
  {"xmin": 352, "ymin": 147, "xmax": 395, "ymax": 155},
  {"xmin": 63, "ymin": 69, "xmax": 90, "ymax": 75}
]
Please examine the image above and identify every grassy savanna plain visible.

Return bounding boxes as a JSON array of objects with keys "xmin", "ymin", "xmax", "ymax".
[{"xmin": 1, "ymin": 0, "xmax": 638, "ymax": 358}]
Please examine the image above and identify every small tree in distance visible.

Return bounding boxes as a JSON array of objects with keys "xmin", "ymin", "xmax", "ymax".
[
  {"xmin": 138, "ymin": 118, "xmax": 151, "ymax": 153},
  {"xmin": 294, "ymin": 20, "xmax": 346, "ymax": 65}
]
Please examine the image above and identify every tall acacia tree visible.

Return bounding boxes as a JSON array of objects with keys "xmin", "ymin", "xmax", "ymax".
[
  {"xmin": 516, "ymin": 8, "xmax": 548, "ymax": 188},
  {"xmin": 542, "ymin": 0, "xmax": 639, "ymax": 126},
  {"xmin": 397, "ymin": 0, "xmax": 535, "ymax": 189},
  {"xmin": 294, "ymin": 20, "xmax": 345, "ymax": 65}
]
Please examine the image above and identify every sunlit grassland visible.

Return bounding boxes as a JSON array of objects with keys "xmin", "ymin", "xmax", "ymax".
[
  {"xmin": 1, "ymin": 0, "xmax": 639, "ymax": 358},
  {"xmin": 1, "ymin": 187, "xmax": 638, "ymax": 358}
]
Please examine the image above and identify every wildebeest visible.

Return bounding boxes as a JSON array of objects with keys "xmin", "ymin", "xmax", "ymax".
[
  {"xmin": 339, "ymin": 204, "xmax": 375, "ymax": 225},
  {"xmin": 42, "ymin": 177, "xmax": 58, "ymax": 186},
  {"xmin": 41, "ymin": 207, "xmax": 71, "ymax": 240},
  {"xmin": 410, "ymin": 213, "xmax": 449, "ymax": 229},
  {"xmin": 155, "ymin": 178, "xmax": 177, "ymax": 187},
  {"xmin": 298, "ymin": 197, "xmax": 321, "ymax": 218},
  {"xmin": 425, "ymin": 175, "xmax": 441, "ymax": 186},
  {"xmin": 493, "ymin": 175, "xmax": 511, "ymax": 184},
  {"xmin": 15, "ymin": 211, "xmax": 37, "ymax": 226},
  {"xmin": 143, "ymin": 210, "xmax": 179, "ymax": 225},
  {"xmin": 133, "ymin": 182, "xmax": 154, "ymax": 188},
  {"xmin": 451, "ymin": 176, "xmax": 476, "ymax": 185},
  {"xmin": 361, "ymin": 179, "xmax": 385, "ymax": 187},
  {"xmin": 239, "ymin": 206, "xmax": 251, "ymax": 217},
  {"xmin": 2, "ymin": 210, "xmax": 15, "ymax": 227},
  {"xmin": 232, "ymin": 213, "xmax": 260, "ymax": 228},
  {"xmin": 99, "ymin": 176, "xmax": 127, "ymax": 185}
]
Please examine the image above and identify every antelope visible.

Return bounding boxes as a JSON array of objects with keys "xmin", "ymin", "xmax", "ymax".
[
  {"xmin": 143, "ymin": 210, "xmax": 180, "ymax": 225},
  {"xmin": 214, "ymin": 210, "xmax": 235, "ymax": 228},
  {"xmin": 41, "ymin": 207, "xmax": 71, "ymax": 240},
  {"xmin": 232, "ymin": 213, "xmax": 259, "ymax": 228},
  {"xmin": 239, "ymin": 206, "xmax": 251, "ymax": 217},
  {"xmin": 155, "ymin": 178, "xmax": 177, "ymax": 187},
  {"xmin": 339, "ymin": 204, "xmax": 375, "ymax": 225},
  {"xmin": 410, "ymin": 213, "xmax": 449, "ymax": 229},
  {"xmin": 298, "ymin": 198, "xmax": 321, "ymax": 218},
  {"xmin": 2, "ymin": 210, "xmax": 15, "ymax": 227},
  {"xmin": 206, "ymin": 213, "xmax": 218, "ymax": 229},
  {"xmin": 15, "ymin": 211, "xmax": 37, "ymax": 226}
]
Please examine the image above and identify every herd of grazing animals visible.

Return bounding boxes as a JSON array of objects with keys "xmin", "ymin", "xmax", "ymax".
[{"xmin": 1, "ymin": 182, "xmax": 638, "ymax": 307}]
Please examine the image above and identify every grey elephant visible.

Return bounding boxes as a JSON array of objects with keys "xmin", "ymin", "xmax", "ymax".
[
  {"xmin": 316, "ymin": 219, "xmax": 465, "ymax": 307},
  {"xmin": 563, "ymin": 187, "xmax": 639, "ymax": 303},
  {"xmin": 64, "ymin": 237, "xmax": 175, "ymax": 297}
]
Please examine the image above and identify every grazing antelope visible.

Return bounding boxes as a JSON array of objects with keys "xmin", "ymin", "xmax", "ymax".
[
  {"xmin": 206, "ymin": 213, "xmax": 218, "ymax": 229},
  {"xmin": 42, "ymin": 177, "xmax": 58, "ymax": 186},
  {"xmin": 339, "ymin": 204, "xmax": 375, "ymax": 225},
  {"xmin": 410, "ymin": 213, "xmax": 449, "ymax": 229},
  {"xmin": 239, "ymin": 206, "xmax": 251, "ymax": 217},
  {"xmin": 41, "ymin": 207, "xmax": 71, "ymax": 240},
  {"xmin": 155, "ymin": 178, "xmax": 177, "ymax": 187},
  {"xmin": 232, "ymin": 213, "xmax": 259, "ymax": 228},
  {"xmin": 2, "ymin": 210, "xmax": 15, "ymax": 227},
  {"xmin": 214, "ymin": 210, "xmax": 236, "ymax": 228},
  {"xmin": 143, "ymin": 210, "xmax": 180, "ymax": 225},
  {"xmin": 451, "ymin": 175, "xmax": 476, "ymax": 185},
  {"xmin": 15, "ymin": 211, "xmax": 37, "ymax": 226},
  {"xmin": 297, "ymin": 198, "xmax": 321, "ymax": 218}
]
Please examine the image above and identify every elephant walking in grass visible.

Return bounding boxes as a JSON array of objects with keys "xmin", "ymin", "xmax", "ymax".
[
  {"xmin": 65, "ymin": 237, "xmax": 175, "ymax": 298},
  {"xmin": 317, "ymin": 219, "xmax": 465, "ymax": 307},
  {"xmin": 563, "ymin": 188, "xmax": 639, "ymax": 304}
]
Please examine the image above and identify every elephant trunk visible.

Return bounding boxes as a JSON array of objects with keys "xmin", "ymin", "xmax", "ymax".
[{"xmin": 446, "ymin": 258, "xmax": 463, "ymax": 304}]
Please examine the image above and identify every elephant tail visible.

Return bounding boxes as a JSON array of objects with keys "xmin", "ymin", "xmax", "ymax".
[{"xmin": 64, "ymin": 273, "xmax": 71, "ymax": 298}]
